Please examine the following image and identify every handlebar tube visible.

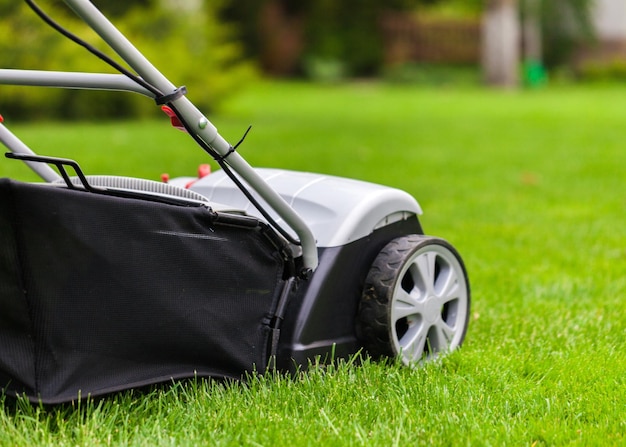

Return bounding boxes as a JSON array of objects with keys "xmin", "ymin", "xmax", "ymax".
[{"xmin": 10, "ymin": 0, "xmax": 318, "ymax": 272}]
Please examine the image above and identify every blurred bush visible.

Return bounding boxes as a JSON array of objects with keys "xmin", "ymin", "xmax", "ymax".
[
  {"xmin": 577, "ymin": 58, "xmax": 626, "ymax": 83},
  {"xmin": 0, "ymin": 1, "xmax": 255, "ymax": 121},
  {"xmin": 382, "ymin": 63, "xmax": 480, "ymax": 86}
]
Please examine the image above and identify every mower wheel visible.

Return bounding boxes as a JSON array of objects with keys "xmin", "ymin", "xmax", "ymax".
[{"xmin": 357, "ymin": 235, "xmax": 470, "ymax": 365}]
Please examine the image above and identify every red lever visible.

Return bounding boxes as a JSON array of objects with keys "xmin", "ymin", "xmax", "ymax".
[
  {"xmin": 184, "ymin": 164, "xmax": 212, "ymax": 189},
  {"xmin": 198, "ymin": 164, "xmax": 211, "ymax": 178},
  {"xmin": 161, "ymin": 106, "xmax": 186, "ymax": 132}
]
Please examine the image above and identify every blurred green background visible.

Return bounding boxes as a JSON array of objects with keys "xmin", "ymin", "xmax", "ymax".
[{"xmin": 0, "ymin": 0, "xmax": 607, "ymax": 121}]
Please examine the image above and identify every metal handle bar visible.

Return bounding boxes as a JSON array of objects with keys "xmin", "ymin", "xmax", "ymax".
[
  {"xmin": 1, "ymin": 0, "xmax": 319, "ymax": 272},
  {"xmin": 0, "ymin": 69, "xmax": 155, "ymax": 97}
]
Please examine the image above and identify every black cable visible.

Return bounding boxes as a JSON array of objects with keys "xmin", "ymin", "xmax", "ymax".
[
  {"xmin": 25, "ymin": 0, "xmax": 301, "ymax": 246},
  {"xmin": 24, "ymin": 0, "xmax": 162, "ymax": 97},
  {"xmin": 168, "ymin": 104, "xmax": 301, "ymax": 246}
]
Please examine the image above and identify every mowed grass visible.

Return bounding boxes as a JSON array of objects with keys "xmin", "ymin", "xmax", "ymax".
[{"xmin": 1, "ymin": 81, "xmax": 625, "ymax": 446}]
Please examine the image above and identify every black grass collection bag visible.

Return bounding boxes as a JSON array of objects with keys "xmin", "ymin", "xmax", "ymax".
[{"xmin": 0, "ymin": 178, "xmax": 290, "ymax": 403}]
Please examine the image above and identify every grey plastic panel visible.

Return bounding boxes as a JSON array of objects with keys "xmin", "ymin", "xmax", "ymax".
[{"xmin": 173, "ymin": 168, "xmax": 422, "ymax": 248}]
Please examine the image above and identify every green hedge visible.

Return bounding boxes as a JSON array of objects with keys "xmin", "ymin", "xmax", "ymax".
[{"xmin": 0, "ymin": 2, "xmax": 255, "ymax": 121}]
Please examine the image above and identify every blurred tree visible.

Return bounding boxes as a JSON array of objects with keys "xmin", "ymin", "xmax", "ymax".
[
  {"xmin": 0, "ymin": 1, "xmax": 19, "ymax": 14},
  {"xmin": 0, "ymin": 0, "xmax": 152, "ymax": 17},
  {"xmin": 417, "ymin": 0, "xmax": 483, "ymax": 15},
  {"xmin": 221, "ymin": 0, "xmax": 594, "ymax": 78},
  {"xmin": 482, "ymin": 0, "xmax": 520, "ymax": 87},
  {"xmin": 481, "ymin": 0, "xmax": 594, "ymax": 86},
  {"xmin": 220, "ymin": 0, "xmax": 426, "ymax": 78},
  {"xmin": 219, "ymin": 0, "xmax": 265, "ymax": 59},
  {"xmin": 535, "ymin": 0, "xmax": 595, "ymax": 67}
]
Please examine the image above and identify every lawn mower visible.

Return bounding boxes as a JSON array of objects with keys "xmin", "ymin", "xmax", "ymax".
[{"xmin": 0, "ymin": 0, "xmax": 470, "ymax": 404}]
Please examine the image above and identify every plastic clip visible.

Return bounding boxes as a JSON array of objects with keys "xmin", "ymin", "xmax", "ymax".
[
  {"xmin": 218, "ymin": 146, "xmax": 236, "ymax": 161},
  {"xmin": 216, "ymin": 126, "xmax": 252, "ymax": 162},
  {"xmin": 155, "ymin": 86, "xmax": 187, "ymax": 105}
]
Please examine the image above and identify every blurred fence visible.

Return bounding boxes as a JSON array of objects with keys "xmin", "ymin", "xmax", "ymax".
[{"xmin": 380, "ymin": 13, "xmax": 481, "ymax": 66}]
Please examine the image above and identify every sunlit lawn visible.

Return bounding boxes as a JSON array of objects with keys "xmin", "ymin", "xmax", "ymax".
[{"xmin": 1, "ymin": 81, "xmax": 625, "ymax": 446}]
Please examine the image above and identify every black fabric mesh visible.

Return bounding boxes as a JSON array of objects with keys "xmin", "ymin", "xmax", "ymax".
[{"xmin": 0, "ymin": 178, "xmax": 286, "ymax": 403}]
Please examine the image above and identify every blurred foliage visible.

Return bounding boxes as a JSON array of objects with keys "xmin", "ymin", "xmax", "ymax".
[
  {"xmin": 577, "ymin": 58, "xmax": 626, "ymax": 83},
  {"xmin": 531, "ymin": 0, "xmax": 595, "ymax": 68},
  {"xmin": 220, "ymin": 0, "xmax": 595, "ymax": 78},
  {"xmin": 424, "ymin": 0, "xmax": 595, "ymax": 69},
  {"xmin": 220, "ymin": 0, "xmax": 425, "ymax": 78},
  {"xmin": 383, "ymin": 63, "xmax": 481, "ymax": 86},
  {"xmin": 0, "ymin": 0, "xmax": 599, "ymax": 120},
  {"xmin": 417, "ymin": 0, "xmax": 483, "ymax": 17},
  {"xmin": 0, "ymin": 0, "xmax": 255, "ymax": 121},
  {"xmin": 91, "ymin": 0, "xmax": 151, "ymax": 17}
]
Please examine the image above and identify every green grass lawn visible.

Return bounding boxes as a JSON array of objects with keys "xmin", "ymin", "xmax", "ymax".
[{"xmin": 1, "ymin": 81, "xmax": 625, "ymax": 446}]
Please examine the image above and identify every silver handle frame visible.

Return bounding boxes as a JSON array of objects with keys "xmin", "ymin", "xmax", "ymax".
[{"xmin": 0, "ymin": 0, "xmax": 318, "ymax": 273}]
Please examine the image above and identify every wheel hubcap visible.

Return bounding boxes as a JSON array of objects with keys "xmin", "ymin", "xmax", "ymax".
[{"xmin": 391, "ymin": 245, "xmax": 468, "ymax": 364}]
